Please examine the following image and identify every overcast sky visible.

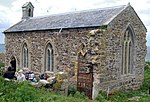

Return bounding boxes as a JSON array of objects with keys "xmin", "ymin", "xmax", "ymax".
[{"xmin": 0, "ymin": 0, "xmax": 150, "ymax": 46}]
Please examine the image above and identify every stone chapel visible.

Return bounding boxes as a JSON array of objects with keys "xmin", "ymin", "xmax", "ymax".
[{"xmin": 4, "ymin": 2, "xmax": 147, "ymax": 99}]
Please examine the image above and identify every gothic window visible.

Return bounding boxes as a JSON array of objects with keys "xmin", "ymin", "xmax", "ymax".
[
  {"xmin": 45, "ymin": 43, "xmax": 54, "ymax": 71},
  {"xmin": 47, "ymin": 49, "xmax": 50, "ymax": 71},
  {"xmin": 51, "ymin": 49, "xmax": 54, "ymax": 71},
  {"xmin": 22, "ymin": 43, "xmax": 28, "ymax": 68},
  {"xmin": 121, "ymin": 26, "xmax": 134, "ymax": 75},
  {"xmin": 28, "ymin": 9, "xmax": 31, "ymax": 16}
]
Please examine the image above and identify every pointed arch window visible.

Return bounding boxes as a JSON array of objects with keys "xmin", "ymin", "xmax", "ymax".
[
  {"xmin": 28, "ymin": 8, "xmax": 31, "ymax": 16},
  {"xmin": 45, "ymin": 43, "xmax": 54, "ymax": 72},
  {"xmin": 22, "ymin": 43, "xmax": 28, "ymax": 68},
  {"xmin": 121, "ymin": 26, "xmax": 134, "ymax": 75}
]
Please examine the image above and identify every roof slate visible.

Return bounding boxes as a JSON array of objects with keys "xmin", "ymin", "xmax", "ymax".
[
  {"xmin": 5, "ymin": 5, "xmax": 126, "ymax": 33},
  {"xmin": 22, "ymin": 2, "xmax": 34, "ymax": 8}
]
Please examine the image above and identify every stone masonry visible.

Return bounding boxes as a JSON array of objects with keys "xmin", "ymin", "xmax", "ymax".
[{"xmin": 4, "ymin": 3, "xmax": 147, "ymax": 99}]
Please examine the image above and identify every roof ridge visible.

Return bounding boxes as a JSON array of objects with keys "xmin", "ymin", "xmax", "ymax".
[
  {"xmin": 31, "ymin": 5, "xmax": 126, "ymax": 19},
  {"xmin": 104, "ymin": 4, "xmax": 128, "ymax": 25}
]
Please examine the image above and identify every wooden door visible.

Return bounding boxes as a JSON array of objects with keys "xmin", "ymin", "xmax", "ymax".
[{"xmin": 77, "ymin": 53, "xmax": 93, "ymax": 99}]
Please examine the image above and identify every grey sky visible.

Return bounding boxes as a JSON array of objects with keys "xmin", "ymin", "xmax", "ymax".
[{"xmin": 0, "ymin": 0, "xmax": 149, "ymax": 46}]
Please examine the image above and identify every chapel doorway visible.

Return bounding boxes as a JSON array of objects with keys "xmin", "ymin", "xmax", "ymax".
[
  {"xmin": 10, "ymin": 57, "xmax": 16, "ymax": 72},
  {"xmin": 77, "ymin": 52, "xmax": 93, "ymax": 99}
]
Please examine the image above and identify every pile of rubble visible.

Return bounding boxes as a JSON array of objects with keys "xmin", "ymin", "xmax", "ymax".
[{"xmin": 3, "ymin": 67, "xmax": 73, "ymax": 95}]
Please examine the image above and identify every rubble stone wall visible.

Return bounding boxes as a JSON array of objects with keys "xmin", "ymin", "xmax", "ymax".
[
  {"xmin": 4, "ymin": 5, "xmax": 146, "ymax": 99},
  {"xmin": 92, "ymin": 6, "xmax": 147, "ymax": 99},
  {"xmin": 5, "ymin": 28, "xmax": 97, "ymax": 73},
  {"xmin": 0, "ymin": 53, "xmax": 5, "ymax": 63}
]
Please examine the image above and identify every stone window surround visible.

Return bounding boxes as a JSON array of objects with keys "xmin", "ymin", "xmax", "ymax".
[
  {"xmin": 19, "ymin": 39, "xmax": 56, "ymax": 72},
  {"xmin": 45, "ymin": 43, "xmax": 54, "ymax": 72},
  {"xmin": 22, "ymin": 42, "xmax": 28, "ymax": 68},
  {"xmin": 121, "ymin": 24, "xmax": 135, "ymax": 75}
]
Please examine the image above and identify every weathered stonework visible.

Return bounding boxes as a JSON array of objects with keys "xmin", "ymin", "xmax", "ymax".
[
  {"xmin": 0, "ymin": 53, "xmax": 5, "ymax": 63},
  {"xmin": 4, "ymin": 4, "xmax": 147, "ymax": 99},
  {"xmin": 91, "ymin": 6, "xmax": 147, "ymax": 98}
]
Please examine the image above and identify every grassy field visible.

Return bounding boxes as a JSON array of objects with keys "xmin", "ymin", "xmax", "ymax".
[
  {"xmin": 0, "ymin": 78, "xmax": 90, "ymax": 102},
  {"xmin": 0, "ymin": 62, "xmax": 150, "ymax": 102}
]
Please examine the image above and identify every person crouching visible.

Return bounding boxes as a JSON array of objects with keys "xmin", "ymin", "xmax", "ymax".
[{"xmin": 16, "ymin": 69, "xmax": 26, "ymax": 82}]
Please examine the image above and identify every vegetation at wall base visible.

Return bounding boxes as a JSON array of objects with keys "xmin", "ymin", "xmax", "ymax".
[
  {"xmin": 95, "ymin": 61, "xmax": 150, "ymax": 102},
  {"xmin": 0, "ymin": 62, "xmax": 149, "ymax": 102},
  {"xmin": 0, "ymin": 61, "xmax": 5, "ymax": 76},
  {"xmin": 0, "ymin": 62, "xmax": 4, "ymax": 68},
  {"xmin": 0, "ymin": 77, "xmax": 89, "ymax": 102}
]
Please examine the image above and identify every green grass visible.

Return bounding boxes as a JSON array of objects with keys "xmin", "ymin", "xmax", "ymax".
[
  {"xmin": 0, "ymin": 78, "xmax": 90, "ymax": 102},
  {"xmin": 0, "ymin": 62, "xmax": 150, "ymax": 102}
]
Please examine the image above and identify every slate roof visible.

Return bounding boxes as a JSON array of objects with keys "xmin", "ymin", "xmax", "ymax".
[
  {"xmin": 22, "ymin": 2, "xmax": 34, "ymax": 8},
  {"xmin": 5, "ymin": 5, "xmax": 127, "ymax": 33}
]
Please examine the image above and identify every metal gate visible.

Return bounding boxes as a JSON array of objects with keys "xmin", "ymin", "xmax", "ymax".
[{"xmin": 77, "ymin": 53, "xmax": 93, "ymax": 99}]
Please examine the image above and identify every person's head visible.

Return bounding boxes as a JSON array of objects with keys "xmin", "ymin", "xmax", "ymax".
[
  {"xmin": 7, "ymin": 67, "xmax": 12, "ymax": 71},
  {"xmin": 18, "ymin": 69, "xmax": 23, "ymax": 74}
]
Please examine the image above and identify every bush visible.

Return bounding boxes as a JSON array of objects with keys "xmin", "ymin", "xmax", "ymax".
[
  {"xmin": 68, "ymin": 86, "xmax": 77, "ymax": 96},
  {"xmin": 145, "ymin": 61, "xmax": 150, "ymax": 65},
  {"xmin": 145, "ymin": 62, "xmax": 150, "ymax": 69}
]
